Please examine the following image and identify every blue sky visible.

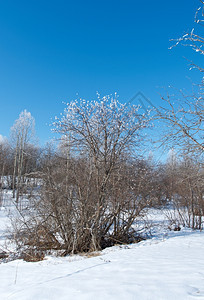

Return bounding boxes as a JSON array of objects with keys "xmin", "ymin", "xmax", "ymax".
[{"xmin": 0, "ymin": 0, "xmax": 202, "ymax": 145}]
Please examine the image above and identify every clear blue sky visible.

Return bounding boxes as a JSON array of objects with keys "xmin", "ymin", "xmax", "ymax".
[{"xmin": 0, "ymin": 0, "xmax": 202, "ymax": 145}]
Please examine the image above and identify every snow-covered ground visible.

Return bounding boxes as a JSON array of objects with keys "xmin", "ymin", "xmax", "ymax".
[{"xmin": 0, "ymin": 197, "xmax": 204, "ymax": 300}]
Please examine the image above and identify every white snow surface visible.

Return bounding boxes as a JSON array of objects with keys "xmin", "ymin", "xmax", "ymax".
[{"xmin": 0, "ymin": 200, "xmax": 204, "ymax": 299}]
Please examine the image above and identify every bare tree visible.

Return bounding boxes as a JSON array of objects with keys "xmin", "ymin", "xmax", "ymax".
[
  {"xmin": 53, "ymin": 95, "xmax": 150, "ymax": 251},
  {"xmin": 10, "ymin": 110, "xmax": 36, "ymax": 205},
  {"xmin": 10, "ymin": 95, "xmax": 155, "ymax": 258},
  {"xmin": 156, "ymin": 1, "xmax": 204, "ymax": 155},
  {"xmin": 155, "ymin": 1, "xmax": 204, "ymax": 229}
]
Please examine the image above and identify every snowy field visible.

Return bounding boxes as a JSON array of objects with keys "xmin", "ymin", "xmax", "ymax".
[{"xmin": 0, "ymin": 196, "xmax": 204, "ymax": 300}]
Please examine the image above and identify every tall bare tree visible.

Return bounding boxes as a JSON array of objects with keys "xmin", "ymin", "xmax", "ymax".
[
  {"xmin": 10, "ymin": 110, "xmax": 36, "ymax": 205},
  {"xmin": 157, "ymin": 1, "xmax": 204, "ymax": 155}
]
